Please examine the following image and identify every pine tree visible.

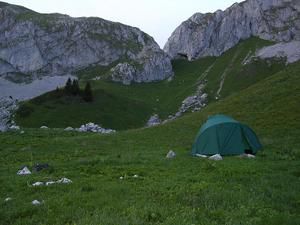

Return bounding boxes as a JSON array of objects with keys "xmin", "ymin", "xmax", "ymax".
[
  {"xmin": 64, "ymin": 78, "xmax": 72, "ymax": 95},
  {"xmin": 71, "ymin": 79, "xmax": 80, "ymax": 95},
  {"xmin": 83, "ymin": 82, "xmax": 93, "ymax": 102}
]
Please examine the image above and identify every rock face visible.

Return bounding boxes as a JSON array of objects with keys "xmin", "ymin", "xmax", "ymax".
[
  {"xmin": 164, "ymin": 0, "xmax": 300, "ymax": 60},
  {"xmin": 0, "ymin": 97, "xmax": 18, "ymax": 132},
  {"xmin": 0, "ymin": 2, "xmax": 173, "ymax": 88},
  {"xmin": 256, "ymin": 41, "xmax": 300, "ymax": 63}
]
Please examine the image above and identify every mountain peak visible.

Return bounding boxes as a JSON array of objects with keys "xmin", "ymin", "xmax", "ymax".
[{"xmin": 164, "ymin": 0, "xmax": 300, "ymax": 60}]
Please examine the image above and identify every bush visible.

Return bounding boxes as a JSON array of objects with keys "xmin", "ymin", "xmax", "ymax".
[{"xmin": 17, "ymin": 103, "xmax": 34, "ymax": 118}]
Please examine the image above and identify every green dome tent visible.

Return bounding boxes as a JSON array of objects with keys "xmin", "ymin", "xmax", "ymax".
[{"xmin": 192, "ymin": 115, "xmax": 262, "ymax": 155}]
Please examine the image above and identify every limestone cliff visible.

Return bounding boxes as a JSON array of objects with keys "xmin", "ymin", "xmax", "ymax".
[
  {"xmin": 0, "ymin": 1, "xmax": 173, "ymax": 86},
  {"xmin": 164, "ymin": 0, "xmax": 300, "ymax": 60}
]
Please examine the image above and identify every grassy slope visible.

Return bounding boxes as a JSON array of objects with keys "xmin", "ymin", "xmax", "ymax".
[
  {"xmin": 1, "ymin": 61, "xmax": 299, "ymax": 225},
  {"xmin": 15, "ymin": 37, "xmax": 286, "ymax": 130}
]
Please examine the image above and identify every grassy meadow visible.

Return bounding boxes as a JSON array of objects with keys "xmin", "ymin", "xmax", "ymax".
[
  {"xmin": 15, "ymin": 38, "xmax": 286, "ymax": 130},
  {"xmin": 1, "ymin": 60, "xmax": 300, "ymax": 224}
]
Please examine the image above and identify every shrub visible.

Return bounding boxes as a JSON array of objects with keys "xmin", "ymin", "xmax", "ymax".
[{"xmin": 17, "ymin": 103, "xmax": 34, "ymax": 118}]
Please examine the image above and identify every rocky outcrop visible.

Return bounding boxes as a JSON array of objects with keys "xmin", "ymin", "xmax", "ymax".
[
  {"xmin": 0, "ymin": 2, "xmax": 173, "ymax": 90},
  {"xmin": 0, "ymin": 97, "xmax": 18, "ymax": 132},
  {"xmin": 75, "ymin": 122, "xmax": 116, "ymax": 134},
  {"xmin": 146, "ymin": 114, "xmax": 161, "ymax": 127},
  {"xmin": 164, "ymin": 0, "xmax": 300, "ymax": 60},
  {"xmin": 256, "ymin": 41, "xmax": 300, "ymax": 63}
]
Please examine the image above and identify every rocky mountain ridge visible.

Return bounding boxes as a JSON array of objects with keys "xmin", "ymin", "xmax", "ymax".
[
  {"xmin": 164, "ymin": 0, "xmax": 300, "ymax": 60},
  {"xmin": 0, "ymin": 1, "xmax": 173, "ymax": 88}
]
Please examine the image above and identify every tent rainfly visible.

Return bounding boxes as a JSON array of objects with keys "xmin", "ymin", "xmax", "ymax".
[{"xmin": 192, "ymin": 114, "xmax": 262, "ymax": 156}]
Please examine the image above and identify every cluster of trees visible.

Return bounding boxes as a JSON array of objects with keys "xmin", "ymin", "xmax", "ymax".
[{"xmin": 64, "ymin": 78, "xmax": 93, "ymax": 102}]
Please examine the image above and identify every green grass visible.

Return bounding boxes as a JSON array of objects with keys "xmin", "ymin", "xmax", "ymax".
[
  {"xmin": 1, "ymin": 61, "xmax": 300, "ymax": 224},
  {"xmin": 16, "ymin": 37, "xmax": 284, "ymax": 130},
  {"xmin": 15, "ymin": 57, "xmax": 216, "ymax": 130}
]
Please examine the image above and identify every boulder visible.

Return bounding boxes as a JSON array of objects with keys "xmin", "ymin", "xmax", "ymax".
[
  {"xmin": 166, "ymin": 150, "xmax": 176, "ymax": 159},
  {"xmin": 64, "ymin": 127, "xmax": 74, "ymax": 131},
  {"xmin": 208, "ymin": 154, "xmax": 223, "ymax": 161},
  {"xmin": 75, "ymin": 122, "xmax": 116, "ymax": 134},
  {"xmin": 146, "ymin": 114, "xmax": 161, "ymax": 127}
]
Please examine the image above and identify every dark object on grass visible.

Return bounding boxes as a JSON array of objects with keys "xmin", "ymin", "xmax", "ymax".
[{"xmin": 33, "ymin": 163, "xmax": 49, "ymax": 172}]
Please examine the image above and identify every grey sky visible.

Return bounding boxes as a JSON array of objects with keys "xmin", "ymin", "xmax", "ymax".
[{"xmin": 4, "ymin": 0, "xmax": 244, "ymax": 47}]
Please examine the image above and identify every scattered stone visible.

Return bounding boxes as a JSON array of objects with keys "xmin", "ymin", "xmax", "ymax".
[
  {"xmin": 40, "ymin": 126, "xmax": 48, "ymax": 129},
  {"xmin": 20, "ymin": 130, "xmax": 25, "ymax": 134},
  {"xmin": 64, "ymin": 127, "xmax": 74, "ymax": 131},
  {"xmin": 9, "ymin": 125, "xmax": 20, "ymax": 130},
  {"xmin": 92, "ymin": 76, "xmax": 102, "ymax": 81},
  {"xmin": 119, "ymin": 176, "xmax": 124, "ymax": 180},
  {"xmin": 195, "ymin": 154, "xmax": 208, "ymax": 158},
  {"xmin": 32, "ymin": 200, "xmax": 42, "ymax": 205},
  {"xmin": 17, "ymin": 166, "xmax": 31, "ymax": 175},
  {"xmin": 166, "ymin": 150, "xmax": 176, "ymax": 159},
  {"xmin": 31, "ymin": 178, "xmax": 72, "ymax": 187},
  {"xmin": 146, "ymin": 114, "xmax": 161, "ymax": 127},
  {"xmin": 75, "ymin": 122, "xmax": 116, "ymax": 134},
  {"xmin": 56, "ymin": 178, "xmax": 72, "ymax": 184},
  {"xmin": 32, "ymin": 182, "xmax": 44, "ymax": 186},
  {"xmin": 208, "ymin": 154, "xmax": 223, "ymax": 161},
  {"xmin": 238, "ymin": 153, "xmax": 256, "ymax": 159},
  {"xmin": 133, "ymin": 174, "xmax": 139, "ymax": 178},
  {"xmin": 4, "ymin": 197, "xmax": 12, "ymax": 202},
  {"xmin": 45, "ymin": 181, "xmax": 56, "ymax": 186}
]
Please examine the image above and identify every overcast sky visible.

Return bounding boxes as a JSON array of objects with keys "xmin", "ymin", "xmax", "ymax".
[{"xmin": 5, "ymin": 0, "xmax": 244, "ymax": 47}]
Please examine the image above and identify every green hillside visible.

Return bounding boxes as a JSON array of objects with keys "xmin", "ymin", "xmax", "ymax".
[
  {"xmin": 1, "ymin": 60, "xmax": 299, "ymax": 224},
  {"xmin": 15, "ymin": 37, "xmax": 286, "ymax": 130}
]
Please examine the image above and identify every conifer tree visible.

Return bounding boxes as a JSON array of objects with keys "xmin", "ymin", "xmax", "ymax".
[
  {"xmin": 64, "ymin": 78, "xmax": 72, "ymax": 95},
  {"xmin": 83, "ymin": 82, "xmax": 93, "ymax": 102},
  {"xmin": 71, "ymin": 79, "xmax": 80, "ymax": 95}
]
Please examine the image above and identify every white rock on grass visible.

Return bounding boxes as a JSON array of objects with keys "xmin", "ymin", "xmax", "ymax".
[
  {"xmin": 9, "ymin": 125, "xmax": 20, "ymax": 130},
  {"xmin": 239, "ymin": 153, "xmax": 256, "ymax": 159},
  {"xmin": 75, "ymin": 122, "xmax": 116, "ymax": 134},
  {"xmin": 4, "ymin": 197, "xmax": 12, "ymax": 202},
  {"xmin": 32, "ymin": 200, "xmax": 42, "ymax": 205},
  {"xmin": 146, "ymin": 114, "xmax": 161, "ymax": 127},
  {"xmin": 166, "ymin": 150, "xmax": 176, "ymax": 159},
  {"xmin": 40, "ymin": 126, "xmax": 48, "ymax": 129},
  {"xmin": 195, "ymin": 154, "xmax": 208, "ymax": 158},
  {"xmin": 56, "ymin": 178, "xmax": 72, "ymax": 184},
  {"xmin": 208, "ymin": 154, "xmax": 223, "ymax": 161},
  {"xmin": 64, "ymin": 127, "xmax": 74, "ymax": 131},
  {"xmin": 17, "ymin": 166, "xmax": 31, "ymax": 175},
  {"xmin": 46, "ymin": 181, "xmax": 56, "ymax": 186},
  {"xmin": 32, "ymin": 182, "xmax": 44, "ymax": 186}
]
